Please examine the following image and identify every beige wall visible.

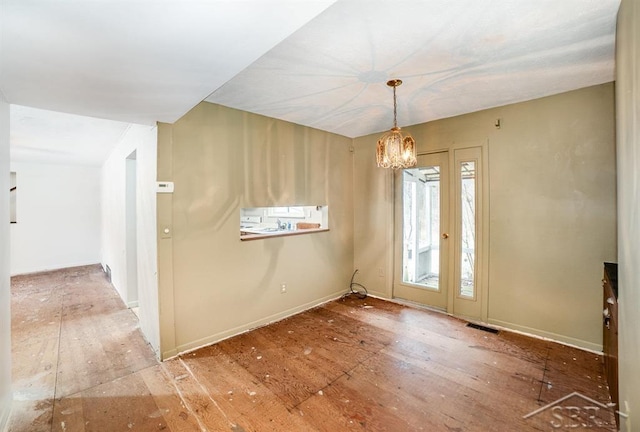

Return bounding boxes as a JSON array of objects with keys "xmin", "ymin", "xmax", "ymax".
[
  {"xmin": 0, "ymin": 98, "xmax": 12, "ymax": 428},
  {"xmin": 157, "ymin": 102, "xmax": 354, "ymax": 359},
  {"xmin": 354, "ymin": 83, "xmax": 616, "ymax": 351},
  {"xmin": 616, "ymin": 0, "xmax": 640, "ymax": 426}
]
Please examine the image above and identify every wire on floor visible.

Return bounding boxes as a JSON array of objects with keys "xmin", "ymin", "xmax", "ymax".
[{"xmin": 342, "ymin": 269, "xmax": 368, "ymax": 300}]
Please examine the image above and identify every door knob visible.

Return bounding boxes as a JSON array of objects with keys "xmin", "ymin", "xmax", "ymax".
[{"xmin": 442, "ymin": 233, "xmax": 449, "ymax": 239}]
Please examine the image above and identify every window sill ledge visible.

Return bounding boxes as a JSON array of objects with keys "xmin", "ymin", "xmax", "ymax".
[{"xmin": 240, "ymin": 228, "xmax": 329, "ymax": 241}]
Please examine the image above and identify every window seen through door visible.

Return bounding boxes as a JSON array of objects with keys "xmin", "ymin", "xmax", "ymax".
[
  {"xmin": 459, "ymin": 161, "xmax": 476, "ymax": 298},
  {"xmin": 402, "ymin": 166, "xmax": 441, "ymax": 289}
]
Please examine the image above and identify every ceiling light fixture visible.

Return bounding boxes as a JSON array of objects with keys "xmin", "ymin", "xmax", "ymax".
[{"xmin": 376, "ymin": 79, "xmax": 417, "ymax": 169}]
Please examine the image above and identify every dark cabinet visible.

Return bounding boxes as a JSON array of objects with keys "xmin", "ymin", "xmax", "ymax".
[{"xmin": 603, "ymin": 262, "xmax": 618, "ymax": 428}]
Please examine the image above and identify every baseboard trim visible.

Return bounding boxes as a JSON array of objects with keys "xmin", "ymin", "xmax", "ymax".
[
  {"xmin": 369, "ymin": 294, "xmax": 603, "ymax": 354},
  {"xmin": 161, "ymin": 348, "xmax": 179, "ymax": 361},
  {"xmin": 166, "ymin": 290, "xmax": 347, "ymax": 361},
  {"xmin": 163, "ymin": 291, "xmax": 603, "ymax": 360},
  {"xmin": 487, "ymin": 318, "xmax": 603, "ymax": 354},
  {"xmin": 0, "ymin": 394, "xmax": 12, "ymax": 432},
  {"xmin": 10, "ymin": 262, "xmax": 101, "ymax": 277}
]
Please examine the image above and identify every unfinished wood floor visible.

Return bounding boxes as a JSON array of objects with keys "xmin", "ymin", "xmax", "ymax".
[{"xmin": 9, "ymin": 265, "xmax": 616, "ymax": 431}]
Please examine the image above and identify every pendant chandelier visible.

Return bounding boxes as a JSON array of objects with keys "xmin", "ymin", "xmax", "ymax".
[{"xmin": 376, "ymin": 79, "xmax": 417, "ymax": 169}]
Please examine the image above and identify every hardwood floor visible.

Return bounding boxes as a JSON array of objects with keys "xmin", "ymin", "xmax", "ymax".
[{"xmin": 8, "ymin": 265, "xmax": 616, "ymax": 431}]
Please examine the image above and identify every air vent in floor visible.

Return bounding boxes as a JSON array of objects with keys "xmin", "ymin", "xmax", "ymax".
[
  {"xmin": 466, "ymin": 322, "xmax": 499, "ymax": 334},
  {"xmin": 104, "ymin": 265, "xmax": 112, "ymax": 283}
]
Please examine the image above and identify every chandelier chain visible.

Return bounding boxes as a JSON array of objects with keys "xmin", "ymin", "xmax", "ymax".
[{"xmin": 392, "ymin": 85, "xmax": 398, "ymax": 129}]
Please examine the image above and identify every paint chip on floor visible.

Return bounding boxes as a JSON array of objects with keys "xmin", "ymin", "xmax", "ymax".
[{"xmin": 148, "ymin": 410, "xmax": 160, "ymax": 419}]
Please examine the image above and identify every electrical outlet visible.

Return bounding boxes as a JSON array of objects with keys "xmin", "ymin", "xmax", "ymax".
[
  {"xmin": 280, "ymin": 284, "xmax": 287, "ymax": 294},
  {"xmin": 378, "ymin": 268, "xmax": 384, "ymax": 277}
]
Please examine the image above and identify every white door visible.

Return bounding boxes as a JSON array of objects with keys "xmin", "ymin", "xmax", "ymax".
[
  {"xmin": 394, "ymin": 152, "xmax": 450, "ymax": 310},
  {"xmin": 395, "ymin": 146, "xmax": 487, "ymax": 322}
]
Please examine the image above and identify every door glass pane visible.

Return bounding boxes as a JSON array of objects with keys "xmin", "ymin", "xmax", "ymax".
[
  {"xmin": 403, "ymin": 166, "xmax": 441, "ymax": 289},
  {"xmin": 459, "ymin": 161, "xmax": 476, "ymax": 298}
]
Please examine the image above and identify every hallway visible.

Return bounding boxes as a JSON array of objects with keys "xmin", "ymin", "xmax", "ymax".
[
  {"xmin": 8, "ymin": 265, "xmax": 616, "ymax": 431},
  {"xmin": 9, "ymin": 265, "xmax": 158, "ymax": 431}
]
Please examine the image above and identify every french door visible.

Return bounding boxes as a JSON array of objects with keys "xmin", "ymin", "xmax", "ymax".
[
  {"xmin": 394, "ymin": 147, "xmax": 486, "ymax": 321},
  {"xmin": 393, "ymin": 152, "xmax": 450, "ymax": 310}
]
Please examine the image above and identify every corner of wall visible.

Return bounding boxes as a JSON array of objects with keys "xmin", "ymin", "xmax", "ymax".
[
  {"xmin": 155, "ymin": 122, "xmax": 176, "ymax": 360},
  {"xmin": 351, "ymin": 135, "xmax": 395, "ymax": 299},
  {"xmin": 0, "ymin": 94, "xmax": 13, "ymax": 431},
  {"xmin": 157, "ymin": 105, "xmax": 355, "ymax": 358},
  {"xmin": 101, "ymin": 123, "xmax": 161, "ymax": 358},
  {"xmin": 615, "ymin": 0, "xmax": 640, "ymax": 428}
]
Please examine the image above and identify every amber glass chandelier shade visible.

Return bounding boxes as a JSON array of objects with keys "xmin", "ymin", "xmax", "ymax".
[
  {"xmin": 376, "ymin": 127, "xmax": 417, "ymax": 169},
  {"xmin": 376, "ymin": 79, "xmax": 417, "ymax": 169}
]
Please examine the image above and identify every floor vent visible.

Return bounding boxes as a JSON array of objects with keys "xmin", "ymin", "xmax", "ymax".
[
  {"xmin": 466, "ymin": 323, "xmax": 499, "ymax": 334},
  {"xmin": 104, "ymin": 265, "xmax": 112, "ymax": 283}
]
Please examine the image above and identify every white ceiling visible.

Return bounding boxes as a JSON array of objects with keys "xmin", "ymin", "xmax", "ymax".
[
  {"xmin": 0, "ymin": 0, "xmax": 621, "ymax": 163},
  {"xmin": 9, "ymin": 105, "xmax": 132, "ymax": 165},
  {"xmin": 1, "ymin": 0, "xmax": 337, "ymax": 125},
  {"xmin": 208, "ymin": 0, "xmax": 621, "ymax": 138}
]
